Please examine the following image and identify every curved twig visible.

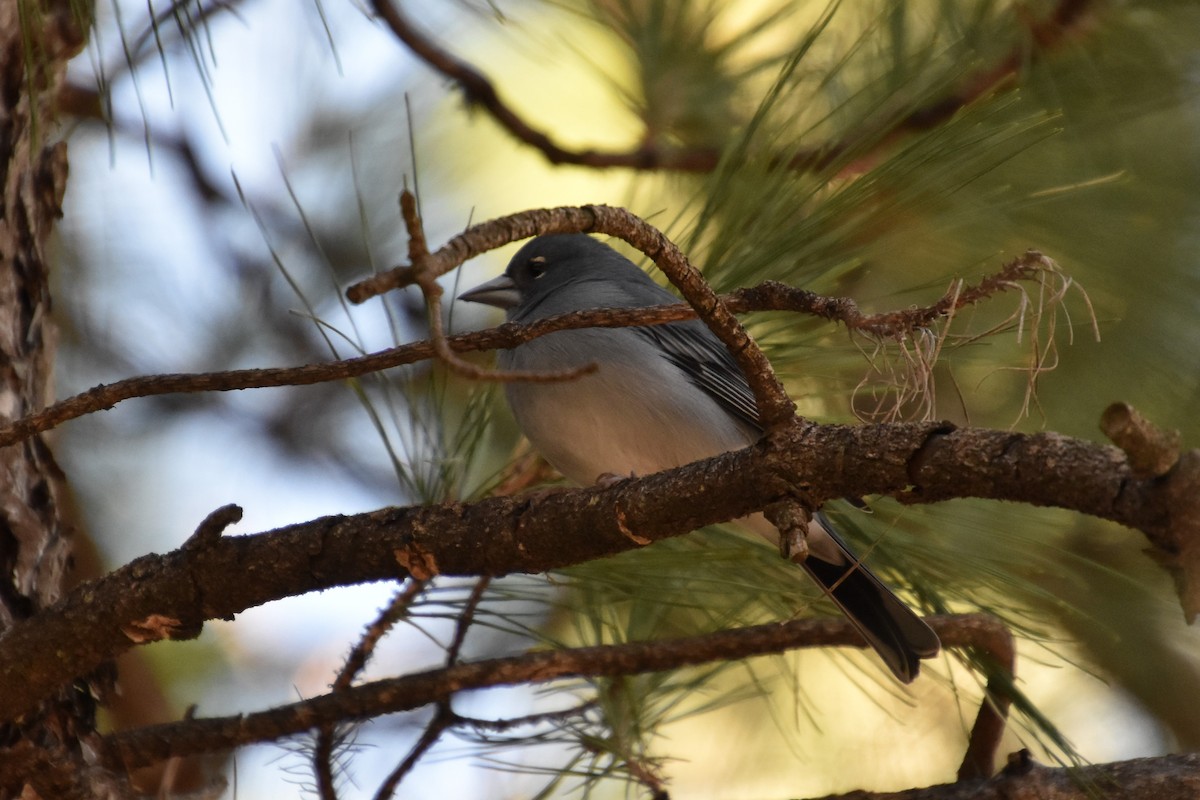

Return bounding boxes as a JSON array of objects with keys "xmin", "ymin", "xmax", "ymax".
[{"xmin": 353, "ymin": 205, "xmax": 793, "ymax": 423}]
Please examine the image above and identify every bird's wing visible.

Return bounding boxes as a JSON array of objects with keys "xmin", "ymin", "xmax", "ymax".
[{"xmin": 634, "ymin": 321, "xmax": 763, "ymax": 433}]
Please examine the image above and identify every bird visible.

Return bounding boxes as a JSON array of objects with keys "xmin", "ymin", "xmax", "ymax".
[{"xmin": 458, "ymin": 233, "xmax": 940, "ymax": 682}]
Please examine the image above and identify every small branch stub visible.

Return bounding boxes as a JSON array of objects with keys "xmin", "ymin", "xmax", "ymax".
[
  {"xmin": 1097, "ymin": 404, "xmax": 1200, "ymax": 620},
  {"xmin": 1100, "ymin": 402, "xmax": 1181, "ymax": 478},
  {"xmin": 184, "ymin": 504, "xmax": 243, "ymax": 551},
  {"xmin": 765, "ymin": 501, "xmax": 812, "ymax": 562}
]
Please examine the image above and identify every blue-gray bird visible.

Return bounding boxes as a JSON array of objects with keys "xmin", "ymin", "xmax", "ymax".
[{"xmin": 459, "ymin": 234, "xmax": 940, "ymax": 682}]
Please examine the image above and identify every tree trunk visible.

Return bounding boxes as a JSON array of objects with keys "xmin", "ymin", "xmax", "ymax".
[{"xmin": 0, "ymin": 3, "xmax": 109, "ymax": 798}]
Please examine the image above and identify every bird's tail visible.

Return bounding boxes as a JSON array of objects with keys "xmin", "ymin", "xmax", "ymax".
[{"xmin": 798, "ymin": 513, "xmax": 940, "ymax": 683}]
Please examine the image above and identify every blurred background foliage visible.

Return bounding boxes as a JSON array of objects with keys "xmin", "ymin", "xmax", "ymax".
[{"xmin": 53, "ymin": 0, "xmax": 1200, "ymax": 797}]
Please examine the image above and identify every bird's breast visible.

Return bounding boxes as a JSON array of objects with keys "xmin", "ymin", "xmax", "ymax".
[{"xmin": 501, "ymin": 330, "xmax": 756, "ymax": 486}]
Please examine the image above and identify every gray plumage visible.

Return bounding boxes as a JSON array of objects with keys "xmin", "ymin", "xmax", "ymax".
[{"xmin": 459, "ymin": 233, "xmax": 940, "ymax": 682}]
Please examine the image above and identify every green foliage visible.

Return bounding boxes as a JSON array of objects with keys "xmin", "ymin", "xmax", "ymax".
[
  {"xmin": 351, "ymin": 1, "xmax": 1197, "ymax": 793},
  {"xmin": 430, "ymin": 1, "xmax": 1199, "ymax": 792}
]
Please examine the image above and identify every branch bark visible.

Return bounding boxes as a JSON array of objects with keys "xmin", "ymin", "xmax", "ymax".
[
  {"xmin": 0, "ymin": 1, "xmax": 107, "ymax": 798},
  {"xmin": 0, "ymin": 414, "xmax": 1192, "ymax": 728},
  {"xmin": 98, "ymin": 614, "xmax": 1006, "ymax": 772},
  {"xmin": 818, "ymin": 752, "xmax": 1200, "ymax": 800}
]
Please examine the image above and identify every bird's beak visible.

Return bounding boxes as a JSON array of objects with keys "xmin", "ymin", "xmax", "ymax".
[{"xmin": 458, "ymin": 274, "xmax": 522, "ymax": 309}]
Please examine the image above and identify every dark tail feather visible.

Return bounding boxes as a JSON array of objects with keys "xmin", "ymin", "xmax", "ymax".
[{"xmin": 800, "ymin": 515, "xmax": 940, "ymax": 683}]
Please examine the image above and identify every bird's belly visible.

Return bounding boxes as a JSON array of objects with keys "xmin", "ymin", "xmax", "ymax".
[{"xmin": 504, "ymin": 355, "xmax": 756, "ymax": 486}]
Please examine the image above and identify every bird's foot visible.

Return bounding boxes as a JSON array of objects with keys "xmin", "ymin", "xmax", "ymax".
[{"xmin": 595, "ymin": 471, "xmax": 638, "ymax": 489}]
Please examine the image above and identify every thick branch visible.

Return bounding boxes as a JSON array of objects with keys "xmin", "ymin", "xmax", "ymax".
[
  {"xmin": 0, "ymin": 417, "xmax": 1190, "ymax": 727},
  {"xmin": 818, "ymin": 752, "xmax": 1200, "ymax": 800}
]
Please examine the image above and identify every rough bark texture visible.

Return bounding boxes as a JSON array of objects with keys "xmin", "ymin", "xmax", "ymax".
[
  {"xmin": 0, "ymin": 2, "xmax": 100, "ymax": 798},
  {"xmin": 0, "ymin": 416, "xmax": 1194, "ymax": 730},
  {"xmin": 820, "ymin": 752, "xmax": 1200, "ymax": 800}
]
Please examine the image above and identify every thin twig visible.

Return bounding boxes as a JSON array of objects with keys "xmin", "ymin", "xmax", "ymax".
[
  {"xmin": 101, "ymin": 614, "xmax": 1003, "ymax": 770},
  {"xmin": 592, "ymin": 206, "xmax": 796, "ymax": 428},
  {"xmin": 446, "ymin": 578, "xmax": 491, "ymax": 666},
  {"xmin": 450, "ymin": 700, "xmax": 599, "ymax": 735},
  {"xmin": 313, "ymin": 730, "xmax": 339, "ymax": 800},
  {"xmin": 355, "ymin": 205, "xmax": 793, "ymax": 425},
  {"xmin": 373, "ymin": 705, "xmax": 455, "ymax": 800},
  {"xmin": 314, "ymin": 579, "xmax": 430, "ymax": 799},
  {"xmin": 339, "ymin": 580, "xmax": 431, "ymax": 692},
  {"xmin": 938, "ymin": 615, "xmax": 1017, "ymax": 780},
  {"xmin": 370, "ymin": 578, "xmax": 492, "ymax": 797},
  {"xmin": 0, "ymin": 248, "xmax": 1072, "ymax": 447},
  {"xmin": 401, "ymin": 190, "xmax": 550, "ymax": 383}
]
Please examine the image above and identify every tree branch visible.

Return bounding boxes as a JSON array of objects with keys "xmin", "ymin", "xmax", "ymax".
[
  {"xmin": 0, "ymin": 414, "xmax": 1193, "ymax": 727},
  {"xmin": 99, "ymin": 614, "xmax": 1002, "ymax": 772},
  {"xmin": 0, "ymin": 241, "xmax": 1060, "ymax": 448},
  {"xmin": 367, "ymin": 0, "xmax": 1099, "ymax": 174},
  {"xmin": 818, "ymin": 752, "xmax": 1200, "ymax": 800}
]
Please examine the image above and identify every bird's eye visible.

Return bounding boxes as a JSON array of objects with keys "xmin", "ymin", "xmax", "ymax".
[{"xmin": 528, "ymin": 256, "xmax": 547, "ymax": 278}]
